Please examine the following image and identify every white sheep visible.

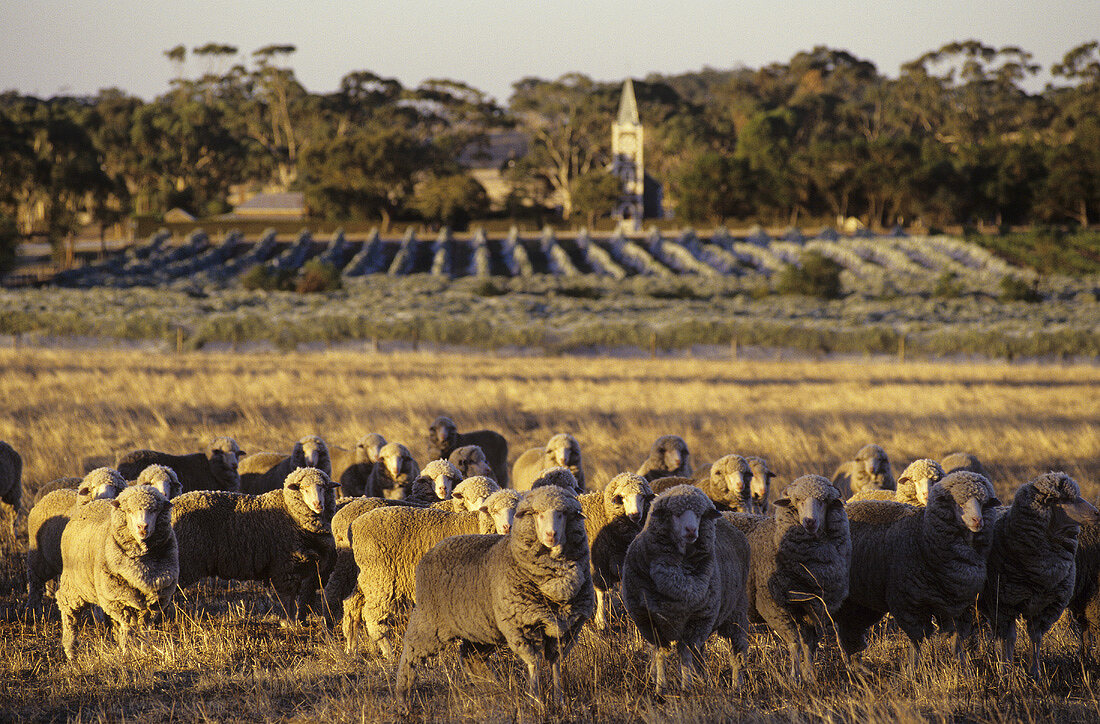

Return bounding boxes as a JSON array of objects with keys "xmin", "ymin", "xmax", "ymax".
[
  {"xmin": 56, "ymin": 485, "xmax": 178, "ymax": 659},
  {"xmin": 116, "ymin": 436, "xmax": 243, "ymax": 493},
  {"xmin": 849, "ymin": 458, "xmax": 944, "ymax": 506},
  {"xmin": 341, "ymin": 488, "xmax": 523, "ymax": 658},
  {"xmin": 513, "ymin": 433, "xmax": 586, "ymax": 491},
  {"xmin": 25, "ymin": 468, "xmax": 127, "ymax": 617},
  {"xmin": 171, "ymin": 466, "xmax": 339, "ymax": 622},
  {"xmin": 832, "ymin": 443, "xmax": 895, "ymax": 498},
  {"xmin": 330, "ymin": 433, "xmax": 387, "ymax": 497},
  {"xmin": 726, "ymin": 475, "xmax": 851, "ymax": 681},
  {"xmin": 239, "ymin": 435, "xmax": 332, "ymax": 494},
  {"xmin": 622, "ymin": 484, "xmax": 751, "ymax": 695},
  {"xmin": 395, "ymin": 485, "xmax": 593, "ymax": 706}
]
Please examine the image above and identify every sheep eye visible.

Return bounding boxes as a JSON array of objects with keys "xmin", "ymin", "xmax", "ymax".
[{"xmin": 612, "ymin": 495, "xmax": 623, "ymax": 504}]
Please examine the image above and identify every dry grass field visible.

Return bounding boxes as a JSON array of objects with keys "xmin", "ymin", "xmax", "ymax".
[{"xmin": 1, "ymin": 346, "xmax": 1099, "ymax": 722}]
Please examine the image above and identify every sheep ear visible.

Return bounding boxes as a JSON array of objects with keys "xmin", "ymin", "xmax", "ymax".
[
  {"xmin": 325, "ymin": 481, "xmax": 340, "ymax": 490},
  {"xmin": 773, "ymin": 497, "xmax": 791, "ymax": 509},
  {"xmin": 478, "ymin": 504, "xmax": 490, "ymax": 514},
  {"xmin": 286, "ymin": 482, "xmax": 300, "ymax": 491},
  {"xmin": 703, "ymin": 508, "xmax": 721, "ymax": 520},
  {"xmin": 452, "ymin": 490, "xmax": 464, "ymax": 500},
  {"xmin": 987, "ymin": 495, "xmax": 1002, "ymax": 507},
  {"xmin": 111, "ymin": 499, "xmax": 121, "ymax": 508},
  {"xmin": 238, "ymin": 450, "xmax": 247, "ymax": 458},
  {"xmin": 897, "ymin": 475, "xmax": 911, "ymax": 487}
]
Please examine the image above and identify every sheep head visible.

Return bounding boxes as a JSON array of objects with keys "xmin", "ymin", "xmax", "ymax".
[
  {"xmin": 284, "ymin": 466, "xmax": 338, "ymax": 526},
  {"xmin": 933, "ymin": 471, "xmax": 999, "ymax": 534},
  {"xmin": 110, "ymin": 484, "xmax": 174, "ymax": 556},
  {"xmin": 1020, "ymin": 472, "xmax": 1100, "ymax": 533},
  {"xmin": 646, "ymin": 484, "xmax": 720, "ymax": 556},
  {"xmin": 651, "ymin": 435, "xmax": 691, "ymax": 477},
  {"xmin": 773, "ymin": 474, "xmax": 843, "ymax": 538},
  {"xmin": 897, "ymin": 459, "xmax": 945, "ymax": 506},
  {"xmin": 448, "ymin": 445, "xmax": 493, "ymax": 479},
  {"xmin": 546, "ymin": 433, "xmax": 581, "ymax": 469},
  {"xmin": 452, "ymin": 475, "xmax": 500, "ymax": 512},
  {"xmin": 420, "ymin": 458, "xmax": 462, "ymax": 500},
  {"xmin": 379, "ymin": 443, "xmax": 415, "ymax": 484},
  {"xmin": 745, "ymin": 456, "xmax": 775, "ymax": 514},
  {"xmin": 134, "ymin": 464, "xmax": 182, "ymax": 499},
  {"xmin": 208, "ymin": 436, "xmax": 243, "ymax": 471},
  {"xmin": 428, "ymin": 415, "xmax": 458, "ymax": 453},
  {"xmin": 530, "ymin": 465, "xmax": 582, "ymax": 495},
  {"xmin": 710, "ymin": 454, "xmax": 752, "ymax": 507},
  {"xmin": 79, "ymin": 467, "xmax": 126, "ymax": 502},
  {"xmin": 355, "ymin": 433, "xmax": 387, "ymax": 464},
  {"xmin": 513, "ymin": 485, "xmax": 587, "ymax": 561},
  {"xmin": 604, "ymin": 472, "xmax": 653, "ymax": 524},
  {"xmin": 483, "ymin": 489, "xmax": 521, "ymax": 534},
  {"xmin": 293, "ymin": 435, "xmax": 330, "ymax": 473}
]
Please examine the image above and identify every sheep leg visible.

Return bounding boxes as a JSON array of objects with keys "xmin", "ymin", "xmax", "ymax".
[
  {"xmin": 58, "ymin": 596, "xmax": 80, "ymax": 661},
  {"xmin": 997, "ymin": 622, "xmax": 1017, "ymax": 670},
  {"xmin": 543, "ymin": 634, "xmax": 564, "ymax": 705},
  {"xmin": 952, "ymin": 616, "xmax": 975, "ymax": 669},
  {"xmin": 1025, "ymin": 620, "xmax": 1044, "ymax": 681},
  {"xmin": 786, "ymin": 639, "xmax": 802, "ymax": 682},
  {"xmin": 907, "ymin": 638, "xmax": 923, "ymax": 676},
  {"xmin": 394, "ymin": 646, "xmax": 420, "ymax": 707},
  {"xmin": 650, "ymin": 645, "xmax": 668, "ymax": 696},
  {"xmin": 594, "ymin": 588, "xmax": 609, "ymax": 631},
  {"xmin": 678, "ymin": 641, "xmax": 699, "ymax": 691}
]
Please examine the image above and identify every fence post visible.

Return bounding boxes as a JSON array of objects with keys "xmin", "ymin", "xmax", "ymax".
[
  {"xmin": 730, "ymin": 337, "xmax": 739, "ymax": 361},
  {"xmin": 898, "ymin": 334, "xmax": 906, "ymax": 364},
  {"xmin": 650, "ymin": 332, "xmax": 657, "ymax": 359},
  {"xmin": 176, "ymin": 326, "xmax": 184, "ymax": 354}
]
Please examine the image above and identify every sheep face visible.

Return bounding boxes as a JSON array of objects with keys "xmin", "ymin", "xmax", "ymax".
[
  {"xmin": 293, "ymin": 436, "xmax": 329, "ymax": 471},
  {"xmin": 898, "ymin": 459, "xmax": 945, "ymax": 506},
  {"xmin": 955, "ymin": 497, "xmax": 985, "ymax": 532},
  {"xmin": 484, "ymin": 490, "xmax": 521, "ymax": 534},
  {"xmin": 856, "ymin": 444, "xmax": 890, "ymax": 479},
  {"xmin": 286, "ymin": 467, "xmax": 339, "ymax": 516},
  {"xmin": 428, "ymin": 416, "xmax": 458, "ymax": 452},
  {"xmin": 513, "ymin": 485, "xmax": 587, "ymax": 561},
  {"xmin": 136, "ymin": 464, "xmax": 182, "ymax": 499},
  {"xmin": 547, "ymin": 434, "xmax": 580, "ymax": 468},
  {"xmin": 355, "ymin": 433, "xmax": 386, "ymax": 464},
  {"xmin": 535, "ymin": 507, "xmax": 568, "ymax": 553},
  {"xmin": 1026, "ymin": 472, "xmax": 1100, "ymax": 532},
  {"xmin": 111, "ymin": 485, "xmax": 172, "ymax": 550},
  {"xmin": 449, "ymin": 445, "xmax": 492, "ymax": 479},
  {"xmin": 605, "ymin": 472, "xmax": 653, "ymax": 524},
  {"xmin": 379, "ymin": 443, "xmax": 414, "ymax": 484},
  {"xmin": 653, "ymin": 435, "xmax": 690, "ymax": 476},
  {"xmin": 451, "ymin": 475, "xmax": 500, "ymax": 512},
  {"xmin": 420, "ymin": 459, "xmax": 462, "ymax": 500},
  {"xmin": 774, "ymin": 475, "xmax": 843, "ymax": 538},
  {"xmin": 712, "ymin": 455, "xmax": 752, "ymax": 504},
  {"xmin": 79, "ymin": 468, "xmax": 126, "ymax": 501},
  {"xmin": 208, "ymin": 437, "xmax": 243, "ymax": 472},
  {"xmin": 746, "ymin": 457, "xmax": 775, "ymax": 512}
]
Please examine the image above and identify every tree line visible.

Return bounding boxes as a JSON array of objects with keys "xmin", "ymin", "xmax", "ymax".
[{"xmin": 1, "ymin": 40, "xmax": 1099, "ymax": 266}]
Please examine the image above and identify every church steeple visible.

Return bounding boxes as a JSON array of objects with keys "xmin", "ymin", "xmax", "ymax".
[
  {"xmin": 617, "ymin": 78, "xmax": 640, "ymax": 126},
  {"xmin": 611, "ymin": 79, "xmax": 645, "ymax": 222}
]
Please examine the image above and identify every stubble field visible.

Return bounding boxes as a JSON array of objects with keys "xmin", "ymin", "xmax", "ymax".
[{"xmin": 1, "ymin": 347, "xmax": 1099, "ymax": 722}]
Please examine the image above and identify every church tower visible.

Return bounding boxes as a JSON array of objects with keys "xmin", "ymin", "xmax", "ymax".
[{"xmin": 611, "ymin": 79, "xmax": 644, "ymax": 221}]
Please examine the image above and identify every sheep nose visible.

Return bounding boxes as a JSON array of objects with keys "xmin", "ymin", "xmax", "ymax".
[
  {"xmin": 137, "ymin": 523, "xmax": 148, "ymax": 537},
  {"xmin": 964, "ymin": 516, "xmax": 983, "ymax": 532},
  {"xmin": 627, "ymin": 511, "xmax": 641, "ymax": 523},
  {"xmin": 802, "ymin": 517, "xmax": 819, "ymax": 534},
  {"xmin": 502, "ymin": 523, "xmax": 511, "ymax": 534},
  {"xmin": 684, "ymin": 526, "xmax": 697, "ymax": 542}
]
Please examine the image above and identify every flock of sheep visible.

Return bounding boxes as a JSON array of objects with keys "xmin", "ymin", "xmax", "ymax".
[{"xmin": 3, "ymin": 421, "xmax": 1100, "ymax": 706}]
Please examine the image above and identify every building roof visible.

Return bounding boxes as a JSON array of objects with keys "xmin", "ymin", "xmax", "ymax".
[
  {"xmin": 617, "ymin": 79, "xmax": 640, "ymax": 126},
  {"xmin": 234, "ymin": 192, "xmax": 305, "ymax": 213},
  {"xmin": 457, "ymin": 130, "xmax": 529, "ymax": 170}
]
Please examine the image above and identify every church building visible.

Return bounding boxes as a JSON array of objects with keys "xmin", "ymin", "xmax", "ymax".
[{"xmin": 610, "ymin": 79, "xmax": 664, "ymax": 221}]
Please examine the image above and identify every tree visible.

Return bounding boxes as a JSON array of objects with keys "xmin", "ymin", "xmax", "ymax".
[
  {"xmin": 509, "ymin": 74, "xmax": 616, "ymax": 219},
  {"xmin": 569, "ymin": 169, "xmax": 623, "ymax": 228},
  {"xmin": 673, "ymin": 152, "xmax": 754, "ymax": 225},
  {"xmin": 299, "ymin": 126, "xmax": 434, "ymax": 229},
  {"xmin": 411, "ymin": 174, "xmax": 489, "ymax": 230}
]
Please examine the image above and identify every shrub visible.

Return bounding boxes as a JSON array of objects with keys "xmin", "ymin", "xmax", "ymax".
[
  {"xmin": 241, "ymin": 265, "xmax": 293, "ymax": 292},
  {"xmin": 932, "ymin": 271, "xmax": 964, "ymax": 298},
  {"xmin": 473, "ymin": 280, "xmax": 508, "ymax": 297},
  {"xmin": 998, "ymin": 274, "xmax": 1042, "ymax": 303},
  {"xmin": 295, "ymin": 260, "xmax": 342, "ymax": 293},
  {"xmin": 776, "ymin": 251, "xmax": 843, "ymax": 299}
]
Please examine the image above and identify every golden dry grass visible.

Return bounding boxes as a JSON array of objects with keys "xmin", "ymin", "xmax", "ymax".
[{"xmin": 1, "ymin": 347, "xmax": 1099, "ymax": 722}]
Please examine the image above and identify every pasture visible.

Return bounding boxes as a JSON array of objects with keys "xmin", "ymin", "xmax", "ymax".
[{"xmin": 1, "ymin": 347, "xmax": 1099, "ymax": 722}]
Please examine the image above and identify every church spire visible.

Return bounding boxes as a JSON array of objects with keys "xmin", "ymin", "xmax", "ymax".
[{"xmin": 617, "ymin": 78, "xmax": 640, "ymax": 126}]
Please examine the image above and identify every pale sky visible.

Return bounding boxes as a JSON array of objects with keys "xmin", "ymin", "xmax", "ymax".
[{"xmin": 1, "ymin": 1, "xmax": 1096, "ymax": 104}]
